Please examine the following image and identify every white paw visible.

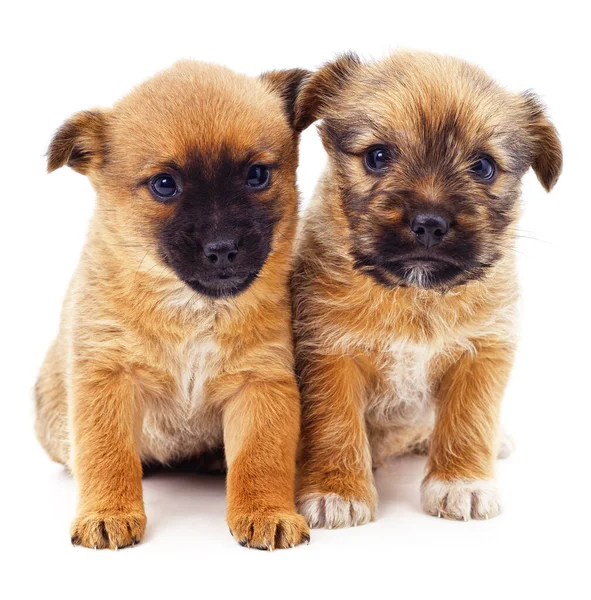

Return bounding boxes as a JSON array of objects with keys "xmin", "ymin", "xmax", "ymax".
[
  {"xmin": 421, "ymin": 478, "xmax": 501, "ymax": 521},
  {"xmin": 297, "ymin": 493, "xmax": 375, "ymax": 529},
  {"xmin": 497, "ymin": 431, "xmax": 515, "ymax": 459}
]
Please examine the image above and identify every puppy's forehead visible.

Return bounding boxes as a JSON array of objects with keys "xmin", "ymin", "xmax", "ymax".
[
  {"xmin": 109, "ymin": 61, "xmax": 291, "ymax": 168},
  {"xmin": 338, "ymin": 53, "xmax": 520, "ymax": 148}
]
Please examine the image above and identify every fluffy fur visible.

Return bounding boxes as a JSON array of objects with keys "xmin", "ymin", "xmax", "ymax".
[
  {"xmin": 292, "ymin": 51, "xmax": 562, "ymax": 526},
  {"xmin": 36, "ymin": 60, "xmax": 312, "ymax": 550}
]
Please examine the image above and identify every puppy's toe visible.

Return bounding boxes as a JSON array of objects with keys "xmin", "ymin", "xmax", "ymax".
[
  {"xmin": 228, "ymin": 508, "xmax": 309, "ymax": 550},
  {"xmin": 297, "ymin": 492, "xmax": 375, "ymax": 529},
  {"xmin": 421, "ymin": 478, "xmax": 501, "ymax": 521},
  {"xmin": 70, "ymin": 510, "xmax": 146, "ymax": 550}
]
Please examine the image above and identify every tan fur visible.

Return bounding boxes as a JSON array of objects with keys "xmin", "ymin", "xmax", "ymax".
[
  {"xmin": 292, "ymin": 52, "xmax": 562, "ymax": 526},
  {"xmin": 36, "ymin": 60, "xmax": 311, "ymax": 549}
]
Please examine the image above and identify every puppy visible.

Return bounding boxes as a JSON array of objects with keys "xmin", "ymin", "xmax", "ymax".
[
  {"xmin": 35, "ymin": 61, "xmax": 312, "ymax": 549},
  {"xmin": 292, "ymin": 52, "xmax": 562, "ymax": 526}
]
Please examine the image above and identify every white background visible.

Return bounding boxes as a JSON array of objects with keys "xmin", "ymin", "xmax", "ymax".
[{"xmin": 2, "ymin": 1, "xmax": 589, "ymax": 598}]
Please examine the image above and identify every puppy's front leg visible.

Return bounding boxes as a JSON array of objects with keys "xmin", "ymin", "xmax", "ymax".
[
  {"xmin": 70, "ymin": 365, "xmax": 146, "ymax": 549},
  {"xmin": 422, "ymin": 340, "xmax": 515, "ymax": 521},
  {"xmin": 224, "ymin": 375, "xmax": 309, "ymax": 550},
  {"xmin": 296, "ymin": 354, "xmax": 377, "ymax": 528}
]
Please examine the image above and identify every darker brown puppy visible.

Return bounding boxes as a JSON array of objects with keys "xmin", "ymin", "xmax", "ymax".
[
  {"xmin": 292, "ymin": 52, "xmax": 561, "ymax": 526},
  {"xmin": 36, "ymin": 61, "xmax": 311, "ymax": 550}
]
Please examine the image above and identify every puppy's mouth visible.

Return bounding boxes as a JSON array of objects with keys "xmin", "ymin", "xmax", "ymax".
[
  {"xmin": 387, "ymin": 257, "xmax": 465, "ymax": 289},
  {"xmin": 355, "ymin": 252, "xmax": 478, "ymax": 289},
  {"xmin": 184, "ymin": 271, "xmax": 259, "ymax": 298}
]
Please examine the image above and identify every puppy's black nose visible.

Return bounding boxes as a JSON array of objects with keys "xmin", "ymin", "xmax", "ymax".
[
  {"xmin": 203, "ymin": 240, "xmax": 239, "ymax": 268},
  {"xmin": 410, "ymin": 214, "xmax": 449, "ymax": 248}
]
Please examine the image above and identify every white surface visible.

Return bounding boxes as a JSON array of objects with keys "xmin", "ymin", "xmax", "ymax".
[{"xmin": 2, "ymin": 1, "xmax": 589, "ymax": 598}]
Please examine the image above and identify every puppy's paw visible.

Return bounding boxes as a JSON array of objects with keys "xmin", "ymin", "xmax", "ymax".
[
  {"xmin": 228, "ymin": 508, "xmax": 310, "ymax": 550},
  {"xmin": 297, "ymin": 492, "xmax": 375, "ymax": 528},
  {"xmin": 70, "ymin": 510, "xmax": 146, "ymax": 550},
  {"xmin": 497, "ymin": 431, "xmax": 515, "ymax": 459},
  {"xmin": 421, "ymin": 478, "xmax": 501, "ymax": 521}
]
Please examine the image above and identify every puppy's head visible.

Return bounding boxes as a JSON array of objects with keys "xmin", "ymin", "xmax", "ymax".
[
  {"xmin": 296, "ymin": 52, "xmax": 562, "ymax": 290},
  {"xmin": 48, "ymin": 61, "xmax": 310, "ymax": 298}
]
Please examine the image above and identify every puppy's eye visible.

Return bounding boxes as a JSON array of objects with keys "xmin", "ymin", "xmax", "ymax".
[
  {"xmin": 365, "ymin": 146, "xmax": 391, "ymax": 172},
  {"xmin": 246, "ymin": 165, "xmax": 271, "ymax": 189},
  {"xmin": 150, "ymin": 173, "xmax": 179, "ymax": 200},
  {"xmin": 469, "ymin": 157, "xmax": 496, "ymax": 181}
]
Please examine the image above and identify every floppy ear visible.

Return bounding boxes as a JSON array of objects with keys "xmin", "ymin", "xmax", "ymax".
[
  {"xmin": 47, "ymin": 110, "xmax": 108, "ymax": 175},
  {"xmin": 520, "ymin": 92, "xmax": 562, "ymax": 191},
  {"xmin": 293, "ymin": 52, "xmax": 361, "ymax": 132},
  {"xmin": 259, "ymin": 68, "xmax": 312, "ymax": 132}
]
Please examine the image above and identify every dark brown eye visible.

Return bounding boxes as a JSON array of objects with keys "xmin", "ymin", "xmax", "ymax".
[
  {"xmin": 150, "ymin": 173, "xmax": 179, "ymax": 200},
  {"xmin": 470, "ymin": 157, "xmax": 496, "ymax": 181},
  {"xmin": 246, "ymin": 165, "xmax": 270, "ymax": 189},
  {"xmin": 365, "ymin": 146, "xmax": 390, "ymax": 172}
]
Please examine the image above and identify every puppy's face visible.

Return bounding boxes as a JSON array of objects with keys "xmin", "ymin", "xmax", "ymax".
[
  {"xmin": 296, "ymin": 53, "xmax": 562, "ymax": 289},
  {"xmin": 48, "ymin": 62, "xmax": 309, "ymax": 298}
]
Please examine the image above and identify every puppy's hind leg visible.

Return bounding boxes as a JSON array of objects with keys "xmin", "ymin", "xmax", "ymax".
[
  {"xmin": 35, "ymin": 341, "xmax": 70, "ymax": 466},
  {"xmin": 497, "ymin": 430, "xmax": 515, "ymax": 459}
]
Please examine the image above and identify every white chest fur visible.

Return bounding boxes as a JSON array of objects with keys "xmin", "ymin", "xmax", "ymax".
[
  {"xmin": 367, "ymin": 340, "xmax": 438, "ymax": 428},
  {"xmin": 176, "ymin": 337, "xmax": 218, "ymax": 413},
  {"xmin": 140, "ymin": 336, "xmax": 223, "ymax": 465}
]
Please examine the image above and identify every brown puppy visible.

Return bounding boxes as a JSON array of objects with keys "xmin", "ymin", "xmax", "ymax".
[
  {"xmin": 292, "ymin": 52, "xmax": 561, "ymax": 526},
  {"xmin": 36, "ymin": 61, "xmax": 312, "ymax": 550}
]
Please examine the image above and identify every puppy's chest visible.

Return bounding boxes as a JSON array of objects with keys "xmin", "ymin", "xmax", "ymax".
[
  {"xmin": 366, "ymin": 341, "xmax": 440, "ymax": 428},
  {"xmin": 175, "ymin": 337, "xmax": 219, "ymax": 409},
  {"xmin": 140, "ymin": 336, "xmax": 223, "ymax": 464}
]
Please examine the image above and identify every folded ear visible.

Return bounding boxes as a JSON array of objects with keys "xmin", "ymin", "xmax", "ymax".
[
  {"xmin": 47, "ymin": 110, "xmax": 108, "ymax": 174},
  {"xmin": 520, "ymin": 92, "xmax": 562, "ymax": 192},
  {"xmin": 293, "ymin": 52, "xmax": 361, "ymax": 132},
  {"xmin": 259, "ymin": 68, "xmax": 312, "ymax": 132}
]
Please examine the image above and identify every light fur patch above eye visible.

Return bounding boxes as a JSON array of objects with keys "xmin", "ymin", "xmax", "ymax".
[
  {"xmin": 323, "ymin": 116, "xmax": 390, "ymax": 156},
  {"xmin": 243, "ymin": 149, "xmax": 281, "ymax": 168},
  {"xmin": 350, "ymin": 137, "xmax": 390, "ymax": 156},
  {"xmin": 136, "ymin": 160, "xmax": 183, "ymax": 184},
  {"xmin": 476, "ymin": 133, "xmax": 523, "ymax": 174}
]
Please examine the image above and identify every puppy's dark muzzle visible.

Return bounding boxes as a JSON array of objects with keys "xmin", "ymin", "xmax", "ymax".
[
  {"xmin": 160, "ymin": 219, "xmax": 272, "ymax": 299},
  {"xmin": 177, "ymin": 235, "xmax": 264, "ymax": 298}
]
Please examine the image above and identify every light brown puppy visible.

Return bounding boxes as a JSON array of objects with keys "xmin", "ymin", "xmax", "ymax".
[
  {"xmin": 36, "ymin": 60, "xmax": 312, "ymax": 550},
  {"xmin": 292, "ymin": 52, "xmax": 561, "ymax": 527}
]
